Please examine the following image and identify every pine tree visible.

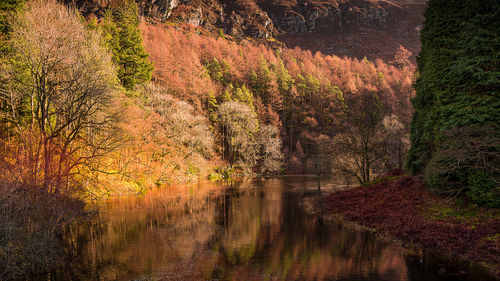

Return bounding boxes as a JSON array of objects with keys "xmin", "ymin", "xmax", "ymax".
[
  {"xmin": 102, "ymin": 0, "xmax": 153, "ymax": 90},
  {"xmin": 0, "ymin": 0, "xmax": 25, "ymax": 46},
  {"xmin": 250, "ymin": 56, "xmax": 273, "ymax": 103},
  {"xmin": 101, "ymin": 10, "xmax": 120, "ymax": 58},
  {"xmin": 221, "ymin": 88, "xmax": 232, "ymax": 103},
  {"xmin": 406, "ymin": 0, "xmax": 500, "ymax": 207},
  {"xmin": 240, "ymin": 85, "xmax": 254, "ymax": 108},
  {"xmin": 204, "ymin": 57, "xmax": 232, "ymax": 86}
]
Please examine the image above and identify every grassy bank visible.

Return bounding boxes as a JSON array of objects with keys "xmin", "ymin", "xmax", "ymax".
[{"xmin": 322, "ymin": 174, "xmax": 500, "ymax": 278}]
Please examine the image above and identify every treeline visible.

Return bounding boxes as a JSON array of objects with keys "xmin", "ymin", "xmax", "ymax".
[
  {"xmin": 0, "ymin": 0, "xmax": 414, "ymax": 277},
  {"xmin": 142, "ymin": 22, "xmax": 415, "ymax": 181}
]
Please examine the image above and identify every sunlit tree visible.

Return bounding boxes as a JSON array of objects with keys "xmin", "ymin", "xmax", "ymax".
[{"xmin": 0, "ymin": 0, "xmax": 118, "ymax": 193}]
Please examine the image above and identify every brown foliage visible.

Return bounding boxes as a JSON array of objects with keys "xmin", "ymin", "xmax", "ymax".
[
  {"xmin": 323, "ymin": 176, "xmax": 500, "ymax": 278},
  {"xmin": 0, "ymin": 182, "xmax": 85, "ymax": 279}
]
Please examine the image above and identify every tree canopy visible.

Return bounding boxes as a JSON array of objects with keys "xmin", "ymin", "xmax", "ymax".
[{"xmin": 407, "ymin": 0, "xmax": 500, "ymax": 207}]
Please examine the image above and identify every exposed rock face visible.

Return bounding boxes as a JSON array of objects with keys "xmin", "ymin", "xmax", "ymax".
[
  {"xmin": 70, "ymin": 0, "xmax": 426, "ymax": 61},
  {"xmin": 65, "ymin": 0, "xmax": 181, "ymax": 19},
  {"xmin": 137, "ymin": 0, "xmax": 179, "ymax": 20},
  {"xmin": 225, "ymin": 6, "xmax": 274, "ymax": 38}
]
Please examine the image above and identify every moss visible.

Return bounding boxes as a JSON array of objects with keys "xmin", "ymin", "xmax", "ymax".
[{"xmin": 423, "ymin": 201, "xmax": 500, "ymax": 223}]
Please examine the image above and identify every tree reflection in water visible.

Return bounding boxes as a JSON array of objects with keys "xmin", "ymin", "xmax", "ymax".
[{"xmin": 55, "ymin": 177, "xmax": 494, "ymax": 281}]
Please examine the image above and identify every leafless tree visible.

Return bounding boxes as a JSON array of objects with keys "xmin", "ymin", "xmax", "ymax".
[
  {"xmin": 331, "ymin": 92, "xmax": 388, "ymax": 184},
  {"xmin": 217, "ymin": 101, "xmax": 260, "ymax": 173},
  {"xmin": 145, "ymin": 84, "xmax": 214, "ymax": 159},
  {"xmin": 0, "ymin": 0, "xmax": 118, "ymax": 193},
  {"xmin": 258, "ymin": 124, "xmax": 284, "ymax": 175},
  {"xmin": 425, "ymin": 126, "xmax": 500, "ymax": 198}
]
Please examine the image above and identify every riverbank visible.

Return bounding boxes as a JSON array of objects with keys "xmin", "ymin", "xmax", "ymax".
[
  {"xmin": 0, "ymin": 183, "xmax": 86, "ymax": 279},
  {"xmin": 322, "ymin": 174, "xmax": 500, "ymax": 278}
]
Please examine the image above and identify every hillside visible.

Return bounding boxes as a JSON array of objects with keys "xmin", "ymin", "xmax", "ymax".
[
  {"xmin": 1, "ymin": 1, "xmax": 499, "ymax": 279},
  {"xmin": 70, "ymin": 0, "xmax": 426, "ymax": 62}
]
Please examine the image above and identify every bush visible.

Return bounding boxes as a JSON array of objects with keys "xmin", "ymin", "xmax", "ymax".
[
  {"xmin": 424, "ymin": 127, "xmax": 500, "ymax": 207},
  {"xmin": 0, "ymin": 183, "xmax": 84, "ymax": 279}
]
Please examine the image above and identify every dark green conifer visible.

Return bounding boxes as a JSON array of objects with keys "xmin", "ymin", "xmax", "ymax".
[
  {"xmin": 102, "ymin": 0, "xmax": 153, "ymax": 90},
  {"xmin": 407, "ymin": 0, "xmax": 500, "ymax": 207}
]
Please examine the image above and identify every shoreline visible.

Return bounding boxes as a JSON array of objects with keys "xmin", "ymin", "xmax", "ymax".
[{"xmin": 317, "ymin": 175, "xmax": 500, "ymax": 279}]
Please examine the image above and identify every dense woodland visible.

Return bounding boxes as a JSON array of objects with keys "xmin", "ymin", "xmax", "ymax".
[
  {"xmin": 407, "ymin": 0, "xmax": 500, "ymax": 207},
  {"xmin": 0, "ymin": 0, "xmax": 498, "ymax": 279}
]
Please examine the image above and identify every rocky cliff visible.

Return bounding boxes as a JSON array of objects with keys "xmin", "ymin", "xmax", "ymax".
[{"xmin": 70, "ymin": 0, "xmax": 426, "ymax": 61}]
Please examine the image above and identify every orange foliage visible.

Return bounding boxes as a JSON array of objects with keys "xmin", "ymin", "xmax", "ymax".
[{"xmin": 140, "ymin": 22, "xmax": 415, "ymax": 173}]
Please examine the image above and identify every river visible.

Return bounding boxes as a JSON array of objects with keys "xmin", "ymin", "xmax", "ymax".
[{"xmin": 52, "ymin": 177, "xmax": 495, "ymax": 281}]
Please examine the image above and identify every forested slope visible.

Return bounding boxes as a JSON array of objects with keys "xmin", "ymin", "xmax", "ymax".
[{"xmin": 141, "ymin": 22, "xmax": 415, "ymax": 177}]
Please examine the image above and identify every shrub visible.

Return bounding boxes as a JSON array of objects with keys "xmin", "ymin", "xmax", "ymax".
[
  {"xmin": 0, "ymin": 183, "xmax": 84, "ymax": 279},
  {"xmin": 425, "ymin": 127, "xmax": 500, "ymax": 207}
]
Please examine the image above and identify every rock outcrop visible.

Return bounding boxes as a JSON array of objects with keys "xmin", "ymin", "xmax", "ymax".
[
  {"xmin": 137, "ymin": 0, "xmax": 179, "ymax": 20},
  {"xmin": 70, "ymin": 0, "xmax": 426, "ymax": 61}
]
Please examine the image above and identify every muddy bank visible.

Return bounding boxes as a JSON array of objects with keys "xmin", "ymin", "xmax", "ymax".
[{"xmin": 322, "ymin": 175, "xmax": 500, "ymax": 278}]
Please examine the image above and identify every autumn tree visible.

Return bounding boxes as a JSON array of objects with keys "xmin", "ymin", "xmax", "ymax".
[
  {"xmin": 392, "ymin": 45, "xmax": 412, "ymax": 69},
  {"xmin": 0, "ymin": 0, "xmax": 118, "ymax": 193},
  {"xmin": 331, "ymin": 92, "xmax": 388, "ymax": 184},
  {"xmin": 217, "ymin": 101, "xmax": 260, "ymax": 173}
]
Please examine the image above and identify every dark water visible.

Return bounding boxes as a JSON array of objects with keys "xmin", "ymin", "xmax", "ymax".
[{"xmin": 56, "ymin": 177, "xmax": 496, "ymax": 281}]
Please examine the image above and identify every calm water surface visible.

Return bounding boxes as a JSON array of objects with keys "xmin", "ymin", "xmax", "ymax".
[{"xmin": 58, "ymin": 177, "xmax": 495, "ymax": 281}]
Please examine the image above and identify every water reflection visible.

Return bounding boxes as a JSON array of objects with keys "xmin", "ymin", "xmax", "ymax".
[{"xmin": 54, "ymin": 177, "xmax": 494, "ymax": 281}]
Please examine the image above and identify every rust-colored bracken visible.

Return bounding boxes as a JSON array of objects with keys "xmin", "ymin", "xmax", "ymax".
[{"xmin": 323, "ymin": 174, "xmax": 500, "ymax": 278}]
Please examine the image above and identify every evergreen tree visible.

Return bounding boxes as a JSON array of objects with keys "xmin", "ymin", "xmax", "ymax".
[
  {"xmin": 207, "ymin": 91, "xmax": 218, "ymax": 129},
  {"xmin": 239, "ymin": 85, "xmax": 254, "ymax": 108},
  {"xmin": 0, "ymin": 0, "xmax": 25, "ymax": 50},
  {"xmin": 101, "ymin": 10, "xmax": 120, "ymax": 58},
  {"xmin": 250, "ymin": 56, "xmax": 273, "ymax": 103},
  {"xmin": 221, "ymin": 88, "xmax": 232, "ymax": 103},
  {"xmin": 204, "ymin": 57, "xmax": 232, "ymax": 86},
  {"xmin": 407, "ymin": 0, "xmax": 500, "ymax": 207},
  {"xmin": 102, "ymin": 0, "xmax": 153, "ymax": 90}
]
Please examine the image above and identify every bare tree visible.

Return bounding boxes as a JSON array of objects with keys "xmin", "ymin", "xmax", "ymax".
[
  {"xmin": 258, "ymin": 124, "xmax": 284, "ymax": 175},
  {"xmin": 331, "ymin": 92, "xmax": 388, "ymax": 184},
  {"xmin": 382, "ymin": 114, "xmax": 410, "ymax": 170},
  {"xmin": 145, "ymin": 84, "xmax": 214, "ymax": 159},
  {"xmin": 217, "ymin": 101, "xmax": 260, "ymax": 173},
  {"xmin": 0, "ymin": 0, "xmax": 118, "ymax": 193}
]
